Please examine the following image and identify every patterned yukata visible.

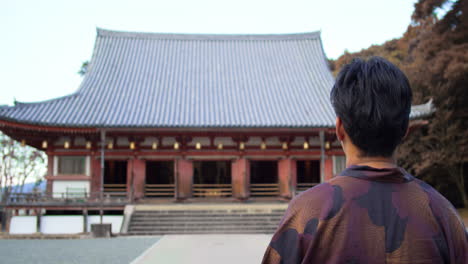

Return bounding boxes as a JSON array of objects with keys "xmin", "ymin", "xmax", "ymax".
[{"xmin": 262, "ymin": 165, "xmax": 468, "ymax": 264}]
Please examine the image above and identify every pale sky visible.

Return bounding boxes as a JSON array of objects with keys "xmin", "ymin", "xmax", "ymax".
[{"xmin": 0, "ymin": 0, "xmax": 417, "ymax": 106}]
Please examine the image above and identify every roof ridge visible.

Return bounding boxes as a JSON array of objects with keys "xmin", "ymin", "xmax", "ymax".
[{"xmin": 96, "ymin": 27, "xmax": 321, "ymax": 41}]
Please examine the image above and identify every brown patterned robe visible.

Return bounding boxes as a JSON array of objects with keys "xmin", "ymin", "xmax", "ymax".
[{"xmin": 262, "ymin": 165, "xmax": 468, "ymax": 264}]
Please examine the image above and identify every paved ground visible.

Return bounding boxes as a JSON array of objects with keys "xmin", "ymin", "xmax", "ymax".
[
  {"xmin": 0, "ymin": 237, "xmax": 160, "ymax": 264},
  {"xmin": 0, "ymin": 235, "xmax": 271, "ymax": 264},
  {"xmin": 132, "ymin": 235, "xmax": 271, "ymax": 264}
]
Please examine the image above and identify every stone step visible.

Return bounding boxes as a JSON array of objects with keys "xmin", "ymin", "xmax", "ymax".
[
  {"xmin": 130, "ymin": 216, "xmax": 282, "ymax": 222},
  {"xmin": 126, "ymin": 206, "xmax": 285, "ymax": 235},
  {"xmin": 127, "ymin": 230, "xmax": 275, "ymax": 235},
  {"xmin": 129, "ymin": 222, "xmax": 279, "ymax": 228},
  {"xmin": 131, "ymin": 212, "xmax": 284, "ymax": 217}
]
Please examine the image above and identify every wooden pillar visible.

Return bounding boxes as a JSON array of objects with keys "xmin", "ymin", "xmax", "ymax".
[
  {"xmin": 127, "ymin": 159, "xmax": 134, "ymax": 201},
  {"xmin": 132, "ymin": 159, "xmax": 146, "ymax": 200},
  {"xmin": 231, "ymin": 158, "xmax": 250, "ymax": 200},
  {"xmin": 175, "ymin": 159, "xmax": 193, "ymax": 200},
  {"xmin": 36, "ymin": 209, "xmax": 42, "ymax": 234},
  {"xmin": 83, "ymin": 209, "xmax": 88, "ymax": 233},
  {"xmin": 46, "ymin": 154, "xmax": 54, "ymax": 195},
  {"xmin": 90, "ymin": 156, "xmax": 102, "ymax": 198},
  {"xmin": 324, "ymin": 157, "xmax": 334, "ymax": 181},
  {"xmin": 278, "ymin": 158, "xmax": 297, "ymax": 199}
]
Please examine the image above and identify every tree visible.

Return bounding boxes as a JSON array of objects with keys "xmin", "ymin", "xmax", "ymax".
[
  {"xmin": 78, "ymin": 61, "xmax": 89, "ymax": 76},
  {"xmin": 330, "ymin": 0, "xmax": 468, "ymax": 207},
  {"xmin": 0, "ymin": 132, "xmax": 47, "ymax": 203}
]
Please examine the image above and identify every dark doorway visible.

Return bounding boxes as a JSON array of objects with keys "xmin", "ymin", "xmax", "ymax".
[
  {"xmin": 296, "ymin": 160, "xmax": 320, "ymax": 192},
  {"xmin": 193, "ymin": 161, "xmax": 231, "ymax": 197},
  {"xmin": 104, "ymin": 160, "xmax": 127, "ymax": 196},
  {"xmin": 250, "ymin": 161, "xmax": 279, "ymax": 197},
  {"xmin": 145, "ymin": 161, "xmax": 175, "ymax": 197}
]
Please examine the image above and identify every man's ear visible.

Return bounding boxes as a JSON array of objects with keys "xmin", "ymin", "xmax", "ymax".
[{"xmin": 335, "ymin": 117, "xmax": 345, "ymax": 141}]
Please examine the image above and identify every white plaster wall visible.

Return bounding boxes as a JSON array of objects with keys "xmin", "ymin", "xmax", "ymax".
[
  {"xmin": 40, "ymin": 216, "xmax": 83, "ymax": 234},
  {"xmin": 291, "ymin": 136, "xmax": 320, "ymax": 146},
  {"xmin": 290, "ymin": 136, "xmax": 305, "ymax": 146},
  {"xmin": 52, "ymin": 181, "xmax": 90, "ymax": 198},
  {"xmin": 265, "ymin": 137, "xmax": 281, "ymax": 146},
  {"xmin": 87, "ymin": 216, "xmax": 123, "ymax": 233},
  {"xmin": 53, "ymin": 156, "xmax": 90, "ymax": 176},
  {"xmin": 73, "ymin": 137, "xmax": 86, "ymax": 146},
  {"xmin": 214, "ymin": 137, "xmax": 236, "ymax": 146},
  {"xmin": 187, "ymin": 137, "xmax": 210, "ymax": 147},
  {"xmin": 245, "ymin": 137, "xmax": 262, "ymax": 146},
  {"xmin": 141, "ymin": 137, "xmax": 158, "ymax": 147},
  {"xmin": 162, "ymin": 137, "xmax": 176, "ymax": 146},
  {"xmin": 117, "ymin": 137, "xmax": 130, "ymax": 147},
  {"xmin": 9, "ymin": 216, "xmax": 37, "ymax": 234}
]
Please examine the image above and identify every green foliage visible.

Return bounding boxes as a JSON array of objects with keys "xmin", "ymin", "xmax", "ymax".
[{"xmin": 78, "ymin": 61, "xmax": 89, "ymax": 76}]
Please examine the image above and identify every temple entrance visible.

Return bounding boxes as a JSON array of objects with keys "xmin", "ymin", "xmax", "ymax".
[
  {"xmin": 296, "ymin": 160, "xmax": 320, "ymax": 193},
  {"xmin": 145, "ymin": 161, "xmax": 175, "ymax": 197},
  {"xmin": 250, "ymin": 161, "xmax": 279, "ymax": 197},
  {"xmin": 193, "ymin": 161, "xmax": 232, "ymax": 197},
  {"xmin": 103, "ymin": 160, "xmax": 127, "ymax": 197}
]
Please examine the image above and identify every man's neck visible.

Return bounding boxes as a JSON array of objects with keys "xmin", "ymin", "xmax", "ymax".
[{"xmin": 346, "ymin": 153, "xmax": 397, "ymax": 169}]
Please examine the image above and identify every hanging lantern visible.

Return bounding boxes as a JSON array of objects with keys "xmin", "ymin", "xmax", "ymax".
[
  {"xmin": 129, "ymin": 142, "xmax": 136, "ymax": 150},
  {"xmin": 282, "ymin": 142, "xmax": 288, "ymax": 150},
  {"xmin": 303, "ymin": 141, "xmax": 309, "ymax": 150},
  {"xmin": 152, "ymin": 142, "xmax": 158, "ymax": 150},
  {"xmin": 41, "ymin": 140, "xmax": 48, "ymax": 149},
  {"xmin": 239, "ymin": 142, "xmax": 245, "ymax": 150},
  {"xmin": 261, "ymin": 141, "xmax": 266, "ymax": 150},
  {"xmin": 195, "ymin": 142, "xmax": 201, "ymax": 150},
  {"xmin": 86, "ymin": 141, "xmax": 92, "ymax": 149},
  {"xmin": 325, "ymin": 141, "xmax": 331, "ymax": 150},
  {"xmin": 174, "ymin": 142, "xmax": 179, "ymax": 150},
  {"xmin": 217, "ymin": 143, "xmax": 223, "ymax": 150},
  {"xmin": 64, "ymin": 141, "xmax": 70, "ymax": 149},
  {"xmin": 108, "ymin": 141, "xmax": 114, "ymax": 149}
]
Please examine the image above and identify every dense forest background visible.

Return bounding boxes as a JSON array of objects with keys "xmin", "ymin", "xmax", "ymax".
[{"xmin": 329, "ymin": 0, "xmax": 468, "ymax": 207}]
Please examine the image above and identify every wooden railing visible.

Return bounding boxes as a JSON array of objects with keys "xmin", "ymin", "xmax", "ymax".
[
  {"xmin": 296, "ymin": 183, "xmax": 319, "ymax": 193},
  {"xmin": 103, "ymin": 184, "xmax": 127, "ymax": 197},
  {"xmin": 145, "ymin": 184, "xmax": 175, "ymax": 197},
  {"xmin": 5, "ymin": 191, "xmax": 129, "ymax": 206},
  {"xmin": 193, "ymin": 184, "xmax": 232, "ymax": 197},
  {"xmin": 250, "ymin": 183, "xmax": 280, "ymax": 197}
]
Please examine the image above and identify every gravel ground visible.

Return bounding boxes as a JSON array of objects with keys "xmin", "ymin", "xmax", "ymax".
[{"xmin": 0, "ymin": 236, "xmax": 160, "ymax": 264}]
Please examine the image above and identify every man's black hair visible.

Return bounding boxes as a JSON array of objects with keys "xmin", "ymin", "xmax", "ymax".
[{"xmin": 330, "ymin": 57, "xmax": 412, "ymax": 157}]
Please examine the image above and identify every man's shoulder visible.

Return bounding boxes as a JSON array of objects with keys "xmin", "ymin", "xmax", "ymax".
[
  {"xmin": 414, "ymin": 178, "xmax": 460, "ymax": 214},
  {"xmin": 289, "ymin": 180, "xmax": 347, "ymax": 219}
]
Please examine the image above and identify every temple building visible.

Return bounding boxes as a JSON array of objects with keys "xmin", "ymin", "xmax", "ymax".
[{"xmin": 0, "ymin": 29, "xmax": 433, "ymax": 205}]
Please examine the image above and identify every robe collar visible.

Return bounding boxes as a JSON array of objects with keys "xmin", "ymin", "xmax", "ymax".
[{"xmin": 338, "ymin": 165, "xmax": 414, "ymax": 183}]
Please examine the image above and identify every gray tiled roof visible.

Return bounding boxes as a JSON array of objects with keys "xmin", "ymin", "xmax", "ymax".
[{"xmin": 0, "ymin": 29, "xmax": 432, "ymax": 128}]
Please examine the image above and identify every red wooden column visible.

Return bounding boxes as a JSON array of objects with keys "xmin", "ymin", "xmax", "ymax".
[
  {"xmin": 90, "ymin": 156, "xmax": 102, "ymax": 197},
  {"xmin": 46, "ymin": 154, "xmax": 54, "ymax": 195},
  {"xmin": 132, "ymin": 159, "xmax": 146, "ymax": 200},
  {"xmin": 324, "ymin": 156, "xmax": 334, "ymax": 181},
  {"xmin": 278, "ymin": 158, "xmax": 297, "ymax": 199},
  {"xmin": 175, "ymin": 159, "xmax": 193, "ymax": 200},
  {"xmin": 231, "ymin": 158, "xmax": 250, "ymax": 200}
]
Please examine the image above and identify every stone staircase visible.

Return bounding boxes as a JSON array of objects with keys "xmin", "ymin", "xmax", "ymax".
[{"xmin": 125, "ymin": 203, "xmax": 287, "ymax": 235}]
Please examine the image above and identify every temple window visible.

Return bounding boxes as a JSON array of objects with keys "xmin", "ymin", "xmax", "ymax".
[
  {"xmin": 333, "ymin": 156, "xmax": 346, "ymax": 176},
  {"xmin": 56, "ymin": 156, "xmax": 88, "ymax": 175}
]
